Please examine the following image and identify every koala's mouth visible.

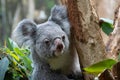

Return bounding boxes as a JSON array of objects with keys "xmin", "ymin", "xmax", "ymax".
[
  {"xmin": 47, "ymin": 41, "xmax": 65, "ymax": 58},
  {"xmin": 54, "ymin": 50, "xmax": 64, "ymax": 57},
  {"xmin": 46, "ymin": 49, "xmax": 64, "ymax": 59},
  {"xmin": 50, "ymin": 42, "xmax": 64, "ymax": 57}
]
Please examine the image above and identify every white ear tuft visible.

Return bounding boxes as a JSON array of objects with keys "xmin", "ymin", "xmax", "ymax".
[{"xmin": 12, "ymin": 19, "xmax": 37, "ymax": 47}]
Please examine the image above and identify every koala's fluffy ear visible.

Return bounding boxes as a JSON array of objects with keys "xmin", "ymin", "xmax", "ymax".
[
  {"xmin": 12, "ymin": 19, "xmax": 37, "ymax": 48},
  {"xmin": 49, "ymin": 5, "xmax": 67, "ymax": 21},
  {"xmin": 48, "ymin": 5, "xmax": 70, "ymax": 37}
]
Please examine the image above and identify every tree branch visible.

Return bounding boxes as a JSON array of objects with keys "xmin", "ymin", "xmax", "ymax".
[{"xmin": 106, "ymin": 5, "xmax": 120, "ymax": 60}]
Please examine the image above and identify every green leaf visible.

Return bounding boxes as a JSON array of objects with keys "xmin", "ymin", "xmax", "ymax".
[
  {"xmin": 84, "ymin": 59, "xmax": 117, "ymax": 74},
  {"xmin": 10, "ymin": 53, "xmax": 20, "ymax": 61},
  {"xmin": 22, "ymin": 56, "xmax": 32, "ymax": 71},
  {"xmin": 100, "ymin": 18, "xmax": 114, "ymax": 35},
  {"xmin": 14, "ymin": 48, "xmax": 32, "ymax": 71},
  {"xmin": 6, "ymin": 38, "xmax": 19, "ymax": 51},
  {"xmin": 14, "ymin": 48, "xmax": 25, "ymax": 57},
  {"xmin": 6, "ymin": 38, "xmax": 14, "ymax": 51},
  {"xmin": 0, "ymin": 57, "xmax": 9, "ymax": 80}
]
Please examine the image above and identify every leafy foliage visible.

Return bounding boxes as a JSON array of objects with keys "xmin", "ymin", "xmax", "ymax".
[
  {"xmin": 0, "ymin": 38, "xmax": 32, "ymax": 80},
  {"xmin": 100, "ymin": 18, "xmax": 114, "ymax": 35},
  {"xmin": 84, "ymin": 59, "xmax": 117, "ymax": 75}
]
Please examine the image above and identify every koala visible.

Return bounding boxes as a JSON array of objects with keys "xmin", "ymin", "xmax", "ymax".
[{"xmin": 12, "ymin": 5, "xmax": 82, "ymax": 80}]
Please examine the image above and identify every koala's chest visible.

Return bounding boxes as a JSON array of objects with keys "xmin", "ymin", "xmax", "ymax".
[{"xmin": 47, "ymin": 53, "xmax": 72, "ymax": 72}]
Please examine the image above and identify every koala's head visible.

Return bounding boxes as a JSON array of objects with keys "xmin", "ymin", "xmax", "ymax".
[
  {"xmin": 12, "ymin": 19, "xmax": 69, "ymax": 60},
  {"xmin": 12, "ymin": 5, "xmax": 70, "ymax": 60},
  {"xmin": 35, "ymin": 21, "xmax": 69, "ymax": 60}
]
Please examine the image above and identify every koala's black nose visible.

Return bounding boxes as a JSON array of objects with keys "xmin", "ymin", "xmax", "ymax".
[
  {"xmin": 54, "ymin": 38, "xmax": 64, "ymax": 52},
  {"xmin": 56, "ymin": 43, "xmax": 63, "ymax": 51}
]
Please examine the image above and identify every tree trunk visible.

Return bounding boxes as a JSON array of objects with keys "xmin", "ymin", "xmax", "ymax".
[
  {"xmin": 61, "ymin": 0, "xmax": 108, "ymax": 80},
  {"xmin": 1, "ymin": 0, "xmax": 7, "ymax": 45},
  {"xmin": 106, "ymin": 5, "xmax": 120, "ymax": 60}
]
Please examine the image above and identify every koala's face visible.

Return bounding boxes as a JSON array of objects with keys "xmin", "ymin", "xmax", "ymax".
[{"xmin": 34, "ymin": 22, "xmax": 69, "ymax": 60}]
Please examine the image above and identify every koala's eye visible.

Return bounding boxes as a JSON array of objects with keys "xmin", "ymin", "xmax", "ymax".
[
  {"xmin": 44, "ymin": 38, "xmax": 50, "ymax": 45},
  {"xmin": 62, "ymin": 35, "xmax": 65, "ymax": 41}
]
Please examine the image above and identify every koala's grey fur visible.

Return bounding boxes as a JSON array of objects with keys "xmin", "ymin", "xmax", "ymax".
[
  {"xmin": 12, "ymin": 5, "xmax": 81, "ymax": 80},
  {"xmin": 48, "ymin": 5, "xmax": 70, "ymax": 37},
  {"xmin": 12, "ymin": 19, "xmax": 37, "ymax": 48}
]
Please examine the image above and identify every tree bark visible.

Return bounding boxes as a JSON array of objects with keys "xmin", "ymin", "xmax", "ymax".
[
  {"xmin": 99, "ymin": 69, "xmax": 114, "ymax": 80},
  {"xmin": 106, "ymin": 5, "xmax": 120, "ymax": 60},
  {"xmin": 112, "ymin": 62, "xmax": 120, "ymax": 80},
  {"xmin": 61, "ymin": 0, "xmax": 108, "ymax": 80}
]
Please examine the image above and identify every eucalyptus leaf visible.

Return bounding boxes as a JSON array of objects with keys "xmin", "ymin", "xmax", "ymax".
[
  {"xmin": 10, "ymin": 53, "xmax": 20, "ymax": 61},
  {"xmin": 14, "ymin": 47, "xmax": 32, "ymax": 71},
  {"xmin": 9, "ymin": 38, "xmax": 19, "ymax": 48},
  {"xmin": 100, "ymin": 18, "xmax": 114, "ymax": 35},
  {"xmin": 84, "ymin": 59, "xmax": 117, "ymax": 74},
  {"xmin": 22, "ymin": 56, "xmax": 32, "ymax": 71},
  {"xmin": 6, "ymin": 38, "xmax": 19, "ymax": 51},
  {"xmin": 6, "ymin": 38, "xmax": 14, "ymax": 51}
]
